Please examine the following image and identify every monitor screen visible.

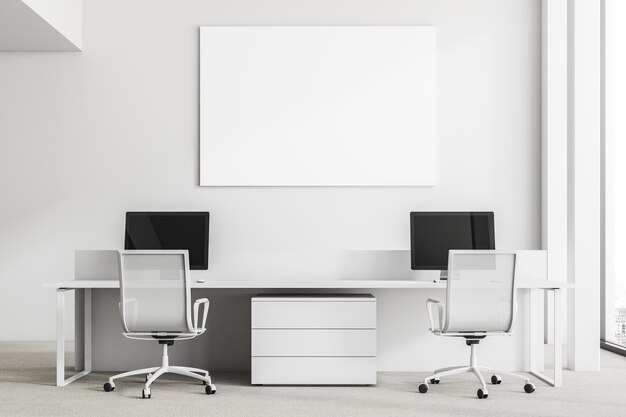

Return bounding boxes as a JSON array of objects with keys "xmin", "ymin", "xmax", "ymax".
[
  {"xmin": 124, "ymin": 212, "xmax": 210, "ymax": 270},
  {"xmin": 410, "ymin": 212, "xmax": 495, "ymax": 270}
]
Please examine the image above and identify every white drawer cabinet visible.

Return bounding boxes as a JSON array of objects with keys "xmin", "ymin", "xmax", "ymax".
[{"xmin": 251, "ymin": 294, "xmax": 376, "ymax": 385}]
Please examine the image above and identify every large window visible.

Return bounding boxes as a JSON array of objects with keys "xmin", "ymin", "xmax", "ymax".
[{"xmin": 603, "ymin": 0, "xmax": 626, "ymax": 351}]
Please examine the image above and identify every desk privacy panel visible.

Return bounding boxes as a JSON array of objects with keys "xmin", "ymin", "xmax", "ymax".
[{"xmin": 199, "ymin": 26, "xmax": 437, "ymax": 186}]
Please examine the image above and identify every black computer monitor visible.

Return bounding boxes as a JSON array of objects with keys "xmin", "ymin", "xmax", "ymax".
[
  {"xmin": 124, "ymin": 212, "xmax": 210, "ymax": 270},
  {"xmin": 410, "ymin": 212, "xmax": 495, "ymax": 276}
]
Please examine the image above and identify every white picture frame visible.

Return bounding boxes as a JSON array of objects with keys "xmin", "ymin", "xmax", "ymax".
[{"xmin": 200, "ymin": 26, "xmax": 437, "ymax": 186}]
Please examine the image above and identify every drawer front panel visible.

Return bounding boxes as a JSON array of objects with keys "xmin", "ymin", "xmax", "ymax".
[
  {"xmin": 251, "ymin": 301, "xmax": 376, "ymax": 329},
  {"xmin": 251, "ymin": 357, "xmax": 376, "ymax": 385},
  {"xmin": 252, "ymin": 329, "xmax": 376, "ymax": 357}
]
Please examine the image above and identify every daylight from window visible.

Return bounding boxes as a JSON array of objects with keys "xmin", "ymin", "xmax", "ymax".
[{"xmin": 608, "ymin": 0, "xmax": 626, "ymax": 347}]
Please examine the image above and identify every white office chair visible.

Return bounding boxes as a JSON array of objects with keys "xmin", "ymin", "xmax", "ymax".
[
  {"xmin": 103, "ymin": 250, "xmax": 217, "ymax": 399},
  {"xmin": 419, "ymin": 250, "xmax": 535, "ymax": 399}
]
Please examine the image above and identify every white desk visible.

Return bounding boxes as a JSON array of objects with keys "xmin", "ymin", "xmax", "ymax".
[{"xmin": 44, "ymin": 279, "xmax": 572, "ymax": 388}]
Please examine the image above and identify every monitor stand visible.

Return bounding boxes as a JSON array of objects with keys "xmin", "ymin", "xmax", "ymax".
[{"xmin": 439, "ymin": 270, "xmax": 448, "ymax": 281}]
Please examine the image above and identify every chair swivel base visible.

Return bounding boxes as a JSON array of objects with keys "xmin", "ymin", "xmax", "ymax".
[
  {"xmin": 103, "ymin": 343, "xmax": 217, "ymax": 398},
  {"xmin": 418, "ymin": 342, "xmax": 535, "ymax": 399}
]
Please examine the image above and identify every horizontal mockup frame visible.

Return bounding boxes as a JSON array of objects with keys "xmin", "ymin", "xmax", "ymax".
[{"xmin": 200, "ymin": 26, "xmax": 437, "ymax": 186}]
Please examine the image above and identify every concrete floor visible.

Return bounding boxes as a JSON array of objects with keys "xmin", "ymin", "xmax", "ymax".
[{"xmin": 0, "ymin": 342, "xmax": 624, "ymax": 417}]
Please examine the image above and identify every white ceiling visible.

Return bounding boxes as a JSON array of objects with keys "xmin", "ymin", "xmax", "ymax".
[{"xmin": 0, "ymin": 0, "xmax": 82, "ymax": 52}]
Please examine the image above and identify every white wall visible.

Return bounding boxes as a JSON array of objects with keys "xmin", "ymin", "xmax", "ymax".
[{"xmin": 0, "ymin": 0, "xmax": 541, "ymax": 360}]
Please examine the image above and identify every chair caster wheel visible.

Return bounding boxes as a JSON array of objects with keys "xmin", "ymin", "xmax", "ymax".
[
  {"xmin": 524, "ymin": 383, "xmax": 536, "ymax": 393},
  {"xmin": 491, "ymin": 375, "xmax": 502, "ymax": 385},
  {"xmin": 103, "ymin": 382, "xmax": 115, "ymax": 392},
  {"xmin": 205, "ymin": 384, "xmax": 217, "ymax": 395},
  {"xmin": 429, "ymin": 378, "xmax": 440, "ymax": 384},
  {"xmin": 145, "ymin": 373, "xmax": 152, "ymax": 382},
  {"xmin": 418, "ymin": 383, "xmax": 429, "ymax": 393},
  {"xmin": 142, "ymin": 388, "xmax": 151, "ymax": 399},
  {"xmin": 477, "ymin": 388, "xmax": 488, "ymax": 399}
]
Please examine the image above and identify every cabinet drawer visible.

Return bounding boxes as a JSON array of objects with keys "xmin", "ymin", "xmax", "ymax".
[
  {"xmin": 252, "ymin": 329, "xmax": 376, "ymax": 357},
  {"xmin": 251, "ymin": 301, "xmax": 376, "ymax": 329},
  {"xmin": 251, "ymin": 357, "xmax": 376, "ymax": 385}
]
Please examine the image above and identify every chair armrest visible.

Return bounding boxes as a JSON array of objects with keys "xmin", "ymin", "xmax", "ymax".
[
  {"xmin": 193, "ymin": 298, "xmax": 210, "ymax": 333},
  {"xmin": 426, "ymin": 298, "xmax": 444, "ymax": 333}
]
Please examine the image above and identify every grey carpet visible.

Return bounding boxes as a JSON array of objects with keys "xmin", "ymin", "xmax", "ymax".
[{"xmin": 0, "ymin": 342, "xmax": 623, "ymax": 417}]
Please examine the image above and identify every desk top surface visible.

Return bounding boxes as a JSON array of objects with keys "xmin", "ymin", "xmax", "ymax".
[{"xmin": 44, "ymin": 279, "xmax": 574, "ymax": 290}]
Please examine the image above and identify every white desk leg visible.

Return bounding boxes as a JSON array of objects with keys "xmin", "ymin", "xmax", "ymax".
[
  {"xmin": 529, "ymin": 288, "xmax": 562, "ymax": 387},
  {"xmin": 527, "ymin": 288, "xmax": 538, "ymax": 372},
  {"xmin": 56, "ymin": 288, "xmax": 92, "ymax": 387},
  {"xmin": 553, "ymin": 288, "xmax": 562, "ymax": 387},
  {"xmin": 84, "ymin": 288, "xmax": 92, "ymax": 374},
  {"xmin": 56, "ymin": 289, "xmax": 66, "ymax": 387}
]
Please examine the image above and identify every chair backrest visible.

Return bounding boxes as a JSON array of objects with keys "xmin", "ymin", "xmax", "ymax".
[
  {"xmin": 117, "ymin": 250, "xmax": 193, "ymax": 334},
  {"xmin": 443, "ymin": 250, "xmax": 517, "ymax": 334}
]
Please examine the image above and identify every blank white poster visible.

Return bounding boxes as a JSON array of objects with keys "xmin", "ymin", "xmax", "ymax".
[{"xmin": 200, "ymin": 26, "xmax": 437, "ymax": 186}]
